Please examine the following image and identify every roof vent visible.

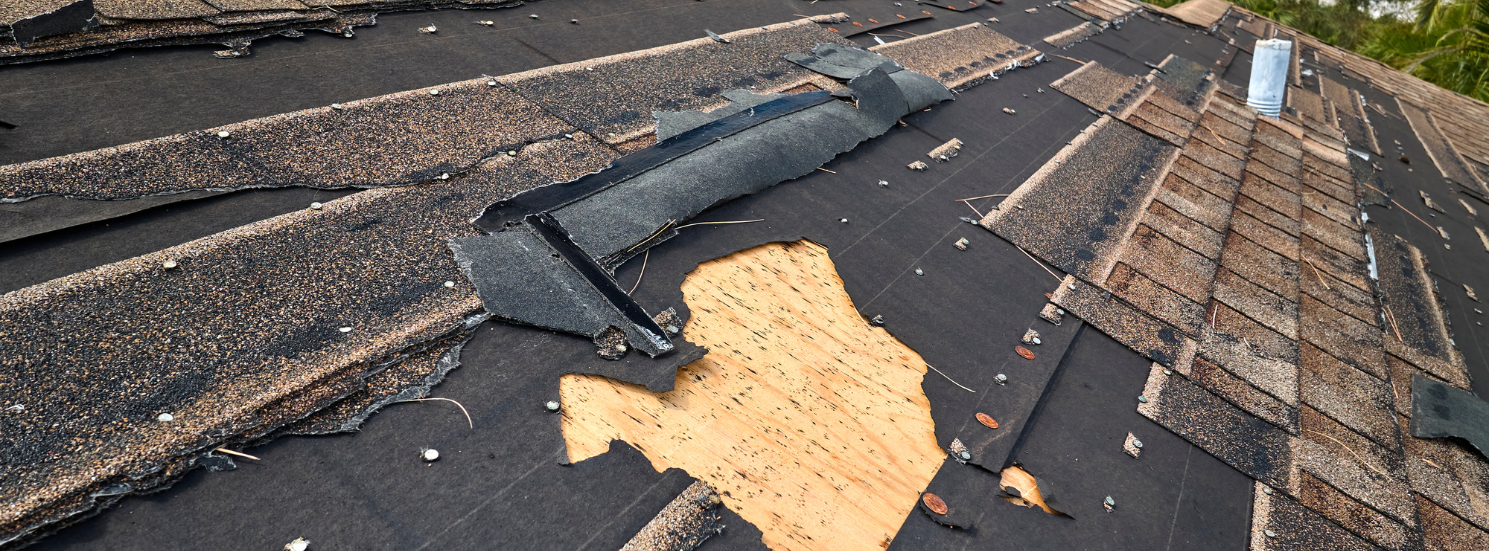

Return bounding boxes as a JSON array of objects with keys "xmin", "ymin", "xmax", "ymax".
[{"xmin": 1247, "ymin": 39, "xmax": 1292, "ymax": 117}]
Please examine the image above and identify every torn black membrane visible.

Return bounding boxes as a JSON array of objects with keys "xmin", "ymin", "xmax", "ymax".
[
  {"xmin": 455, "ymin": 44, "xmax": 950, "ymax": 358},
  {"xmin": 1411, "ymin": 374, "xmax": 1489, "ymax": 459}
]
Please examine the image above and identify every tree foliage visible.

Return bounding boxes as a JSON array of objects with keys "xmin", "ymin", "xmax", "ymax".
[{"xmin": 1149, "ymin": 0, "xmax": 1489, "ymax": 101}]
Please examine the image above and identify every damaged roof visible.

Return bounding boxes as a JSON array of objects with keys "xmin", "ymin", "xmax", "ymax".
[{"xmin": 3, "ymin": 0, "xmax": 1489, "ymax": 550}]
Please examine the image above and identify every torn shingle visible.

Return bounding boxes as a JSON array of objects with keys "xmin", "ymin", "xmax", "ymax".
[
  {"xmin": 981, "ymin": 117, "xmax": 1178, "ymax": 283},
  {"xmin": 1052, "ymin": 276, "xmax": 1189, "ymax": 366},
  {"xmin": 868, "ymin": 22, "xmax": 1042, "ymax": 91},
  {"xmin": 621, "ymin": 481, "xmax": 724, "ymax": 551},
  {"xmin": 2, "ymin": 0, "xmax": 97, "ymax": 46},
  {"xmin": 1138, "ymin": 364, "xmax": 1295, "ymax": 489},
  {"xmin": 1410, "ymin": 373, "xmax": 1489, "ymax": 459},
  {"xmin": 1050, "ymin": 61, "xmax": 1149, "ymax": 118}
]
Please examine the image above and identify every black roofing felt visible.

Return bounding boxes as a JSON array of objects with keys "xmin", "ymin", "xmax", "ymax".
[{"xmin": 7, "ymin": 0, "xmax": 1489, "ymax": 549}]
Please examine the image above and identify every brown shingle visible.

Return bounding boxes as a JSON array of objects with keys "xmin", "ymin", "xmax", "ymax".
[
  {"xmin": 1299, "ymin": 342, "xmax": 1397, "ymax": 449},
  {"xmin": 1300, "ymin": 295, "xmax": 1386, "ymax": 377},
  {"xmin": 1171, "ymin": 154, "xmax": 1242, "ymax": 201},
  {"xmin": 1297, "ymin": 407, "xmax": 1416, "ymax": 525},
  {"xmin": 1190, "ymin": 356, "xmax": 1299, "ymax": 433},
  {"xmin": 1221, "ymin": 232, "xmax": 1301, "ymax": 301},
  {"xmin": 1119, "ymin": 224, "xmax": 1219, "ymax": 303},
  {"xmin": 1213, "ymin": 267, "xmax": 1299, "ymax": 339},
  {"xmin": 1141, "ymin": 200, "xmax": 1225, "ymax": 259},
  {"xmin": 1156, "ymin": 172, "xmax": 1233, "ymax": 232},
  {"xmin": 1231, "ymin": 210, "xmax": 1301, "ymax": 260}
]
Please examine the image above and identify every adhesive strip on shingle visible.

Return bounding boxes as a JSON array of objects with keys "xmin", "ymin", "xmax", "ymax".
[
  {"xmin": 93, "ymin": 0, "xmax": 219, "ymax": 20},
  {"xmin": 786, "ymin": 43, "xmax": 955, "ymax": 114},
  {"xmin": 981, "ymin": 117, "xmax": 1179, "ymax": 283},
  {"xmin": 477, "ymin": 91, "xmax": 838, "ymax": 231},
  {"xmin": 498, "ymin": 18, "xmax": 849, "ymax": 146}
]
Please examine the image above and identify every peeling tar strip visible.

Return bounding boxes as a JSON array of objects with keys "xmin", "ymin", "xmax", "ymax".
[
  {"xmin": 620, "ymin": 481, "xmax": 724, "ymax": 551},
  {"xmin": 451, "ymin": 215, "xmax": 678, "ymax": 357},
  {"xmin": 551, "ymin": 68, "xmax": 940, "ymax": 268},
  {"xmin": 459, "ymin": 47, "xmax": 949, "ymax": 355},
  {"xmin": 1411, "ymin": 374, "xmax": 1489, "ymax": 458},
  {"xmin": 474, "ymin": 91, "xmax": 837, "ymax": 232}
]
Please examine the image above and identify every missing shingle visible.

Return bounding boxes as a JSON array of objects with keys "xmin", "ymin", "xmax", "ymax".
[{"xmin": 559, "ymin": 241, "xmax": 942, "ymax": 551}]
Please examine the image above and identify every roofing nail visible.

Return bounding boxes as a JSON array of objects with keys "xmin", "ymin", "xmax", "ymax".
[
  {"xmin": 217, "ymin": 130, "xmax": 230, "ymax": 138},
  {"xmin": 1163, "ymin": 369, "xmax": 1172, "ymax": 376},
  {"xmin": 529, "ymin": 14, "xmax": 539, "ymax": 19},
  {"xmin": 995, "ymin": 373, "xmax": 1007, "ymax": 384},
  {"xmin": 310, "ymin": 202, "xmax": 323, "ymax": 210},
  {"xmin": 1137, "ymin": 395, "xmax": 1148, "ymax": 403},
  {"xmin": 339, "ymin": 327, "xmax": 353, "ymax": 333},
  {"xmin": 914, "ymin": 267, "xmax": 924, "ymax": 276},
  {"xmin": 1264, "ymin": 530, "xmax": 1276, "ymax": 538},
  {"xmin": 444, "ymin": 281, "xmax": 455, "ymax": 288},
  {"xmin": 439, "ymin": 173, "xmax": 450, "ymax": 180},
  {"xmin": 878, "ymin": 180, "xmax": 889, "ymax": 187},
  {"xmin": 421, "ymin": 448, "xmax": 440, "ymax": 462},
  {"xmin": 420, "ymin": 25, "xmax": 437, "ymax": 33},
  {"xmin": 477, "ymin": 20, "xmax": 493, "ymax": 26},
  {"xmin": 285, "ymin": 537, "xmax": 311, "ymax": 551},
  {"xmin": 840, "ymin": 218, "xmax": 849, "ymax": 223},
  {"xmin": 545, "ymin": 400, "xmax": 561, "ymax": 412},
  {"xmin": 1263, "ymin": 487, "xmax": 1274, "ymax": 495},
  {"xmin": 616, "ymin": 344, "xmax": 628, "ymax": 352},
  {"xmin": 488, "ymin": 81, "xmax": 498, "ymax": 87},
  {"xmin": 162, "ymin": 260, "xmax": 178, "ymax": 269},
  {"xmin": 959, "ymin": 451, "xmax": 971, "ymax": 460},
  {"xmin": 571, "ymin": 19, "xmax": 579, "ymax": 24},
  {"xmin": 508, "ymin": 150, "xmax": 517, "ymax": 156},
  {"xmin": 157, "ymin": 413, "xmax": 174, "ymax": 422},
  {"xmin": 666, "ymin": 325, "xmax": 680, "ymax": 334},
  {"xmin": 1132, "ymin": 439, "xmax": 1143, "ymax": 448},
  {"xmin": 430, "ymin": 89, "xmax": 441, "ymax": 96},
  {"xmin": 330, "ymin": 103, "xmax": 342, "ymax": 110}
]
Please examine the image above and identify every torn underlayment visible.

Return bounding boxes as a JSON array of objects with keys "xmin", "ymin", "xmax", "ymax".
[{"xmin": 454, "ymin": 45, "xmax": 950, "ymax": 357}]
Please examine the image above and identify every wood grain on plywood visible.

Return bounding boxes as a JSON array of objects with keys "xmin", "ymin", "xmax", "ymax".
[{"xmin": 560, "ymin": 240, "xmax": 942, "ymax": 551}]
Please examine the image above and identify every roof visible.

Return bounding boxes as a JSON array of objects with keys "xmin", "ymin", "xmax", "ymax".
[{"xmin": 2, "ymin": 0, "xmax": 1489, "ymax": 550}]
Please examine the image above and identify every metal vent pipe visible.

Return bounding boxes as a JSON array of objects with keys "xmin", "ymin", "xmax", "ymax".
[{"xmin": 1248, "ymin": 39, "xmax": 1292, "ymax": 117}]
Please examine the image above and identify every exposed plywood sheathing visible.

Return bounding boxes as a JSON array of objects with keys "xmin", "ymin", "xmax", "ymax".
[{"xmin": 560, "ymin": 241, "xmax": 943, "ymax": 551}]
